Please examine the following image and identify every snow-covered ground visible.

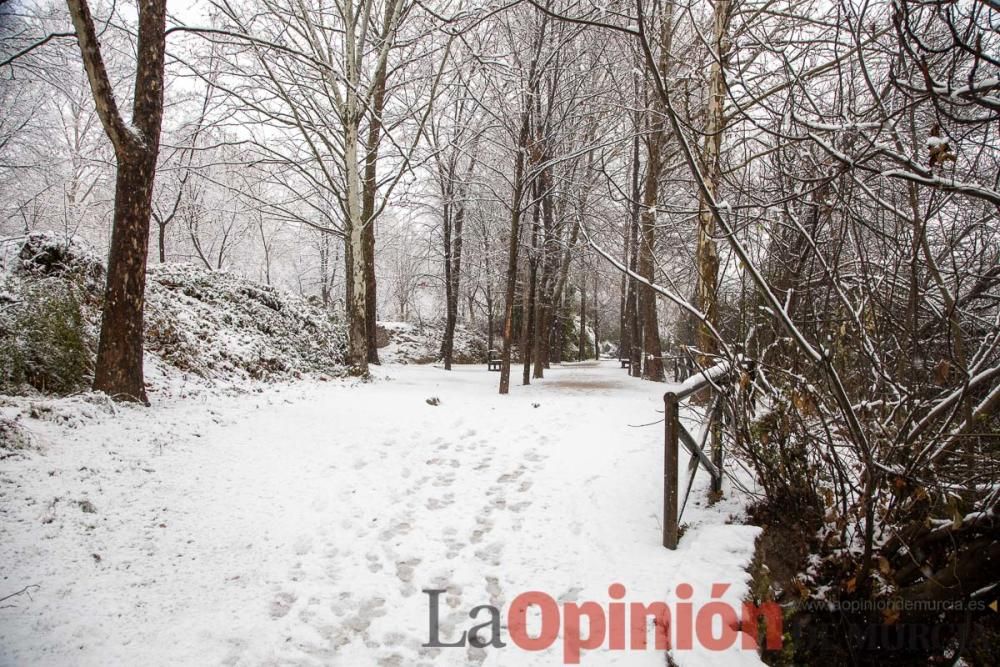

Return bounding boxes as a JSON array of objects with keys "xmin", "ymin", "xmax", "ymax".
[{"xmin": 0, "ymin": 361, "xmax": 762, "ymax": 666}]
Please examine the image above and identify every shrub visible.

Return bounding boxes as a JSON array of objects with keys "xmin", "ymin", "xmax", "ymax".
[{"xmin": 0, "ymin": 278, "xmax": 94, "ymax": 394}]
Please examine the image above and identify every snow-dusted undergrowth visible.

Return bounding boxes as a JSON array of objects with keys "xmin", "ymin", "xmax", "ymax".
[
  {"xmin": 143, "ymin": 263, "xmax": 347, "ymax": 383},
  {"xmin": 377, "ymin": 320, "xmax": 488, "ymax": 365},
  {"xmin": 0, "ymin": 233, "xmax": 348, "ymax": 398}
]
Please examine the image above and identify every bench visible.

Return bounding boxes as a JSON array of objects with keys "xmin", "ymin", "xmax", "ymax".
[{"xmin": 620, "ymin": 358, "xmax": 631, "ymax": 369}]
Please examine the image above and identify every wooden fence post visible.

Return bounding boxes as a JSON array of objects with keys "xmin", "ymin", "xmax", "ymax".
[
  {"xmin": 663, "ymin": 391, "xmax": 679, "ymax": 549},
  {"xmin": 710, "ymin": 397, "xmax": 724, "ymax": 497}
]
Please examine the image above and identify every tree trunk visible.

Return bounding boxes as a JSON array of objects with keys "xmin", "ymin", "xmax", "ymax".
[
  {"xmin": 441, "ymin": 196, "xmax": 455, "ymax": 369},
  {"xmin": 619, "ymin": 226, "xmax": 628, "ymax": 360},
  {"xmin": 625, "ymin": 125, "xmax": 642, "ymax": 377},
  {"xmin": 552, "ymin": 291, "xmax": 567, "ymax": 364},
  {"xmin": 68, "ymin": 0, "xmax": 167, "ymax": 404},
  {"xmin": 499, "ymin": 206, "xmax": 523, "ymax": 394},
  {"xmin": 694, "ymin": 0, "xmax": 731, "ymax": 368},
  {"xmin": 441, "ymin": 197, "xmax": 465, "ymax": 370},
  {"xmin": 522, "ymin": 196, "xmax": 540, "ymax": 385},
  {"xmin": 320, "ymin": 233, "xmax": 332, "ymax": 307},
  {"xmin": 531, "ymin": 167, "xmax": 553, "ymax": 380},
  {"xmin": 345, "ymin": 117, "xmax": 369, "ymax": 374},
  {"xmin": 363, "ymin": 220, "xmax": 378, "ymax": 363},
  {"xmin": 360, "ymin": 21, "xmax": 390, "ymax": 366},
  {"xmin": 157, "ymin": 218, "xmax": 167, "ymax": 264},
  {"xmin": 638, "ymin": 129, "xmax": 665, "ymax": 382},
  {"xmin": 637, "ymin": 6, "xmax": 673, "ymax": 383},
  {"xmin": 499, "ymin": 109, "xmax": 531, "ymax": 395},
  {"xmin": 486, "ymin": 285, "xmax": 495, "ymax": 359},
  {"xmin": 593, "ymin": 272, "xmax": 600, "ymax": 360},
  {"xmin": 93, "ymin": 152, "xmax": 158, "ymax": 402},
  {"xmin": 483, "ymin": 228, "xmax": 495, "ymax": 358}
]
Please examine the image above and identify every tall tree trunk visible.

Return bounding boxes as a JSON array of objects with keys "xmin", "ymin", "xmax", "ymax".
[
  {"xmin": 94, "ymin": 152, "xmax": 158, "ymax": 402},
  {"xmin": 346, "ymin": 129, "xmax": 368, "ymax": 373},
  {"xmin": 360, "ymin": 20, "xmax": 390, "ymax": 366},
  {"xmin": 156, "ymin": 217, "xmax": 167, "ymax": 264},
  {"xmin": 619, "ymin": 223, "xmax": 629, "ymax": 360},
  {"xmin": 441, "ymin": 195, "xmax": 455, "ymax": 368},
  {"xmin": 344, "ymin": 233, "xmax": 354, "ymax": 313},
  {"xmin": 320, "ymin": 234, "xmax": 332, "ymax": 307},
  {"xmin": 363, "ymin": 221, "xmax": 378, "ymax": 363},
  {"xmin": 626, "ymin": 131, "xmax": 643, "ymax": 377},
  {"xmin": 552, "ymin": 291, "xmax": 567, "ymax": 364},
  {"xmin": 545, "ymin": 215, "xmax": 580, "ymax": 368},
  {"xmin": 483, "ymin": 230, "xmax": 495, "ymax": 358},
  {"xmin": 342, "ymin": 0, "xmax": 370, "ymax": 375},
  {"xmin": 486, "ymin": 285, "xmax": 495, "ymax": 359},
  {"xmin": 522, "ymin": 196, "xmax": 540, "ymax": 385},
  {"xmin": 578, "ymin": 282, "xmax": 587, "ymax": 361},
  {"xmin": 440, "ymin": 149, "xmax": 471, "ymax": 369},
  {"xmin": 68, "ymin": 0, "xmax": 167, "ymax": 403},
  {"xmin": 694, "ymin": 0, "xmax": 731, "ymax": 367},
  {"xmin": 593, "ymin": 271, "xmax": 600, "ymax": 360},
  {"xmin": 637, "ymin": 5, "xmax": 673, "ymax": 383},
  {"xmin": 550, "ymin": 300, "xmax": 562, "ymax": 365},
  {"xmin": 345, "ymin": 116, "xmax": 368, "ymax": 372},
  {"xmin": 638, "ymin": 126, "xmax": 665, "ymax": 382},
  {"xmin": 440, "ymin": 194, "xmax": 465, "ymax": 370},
  {"xmin": 532, "ymin": 166, "xmax": 554, "ymax": 379},
  {"xmin": 499, "ymin": 111, "xmax": 531, "ymax": 395}
]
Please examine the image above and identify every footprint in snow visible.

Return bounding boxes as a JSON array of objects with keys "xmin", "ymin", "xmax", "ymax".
[
  {"xmin": 496, "ymin": 464, "xmax": 526, "ymax": 483},
  {"xmin": 525, "ymin": 450, "xmax": 545, "ymax": 463},
  {"xmin": 366, "ymin": 552, "xmax": 382, "ymax": 573},
  {"xmin": 432, "ymin": 471, "xmax": 456, "ymax": 487},
  {"xmin": 474, "ymin": 541, "xmax": 503, "ymax": 566},
  {"xmin": 395, "ymin": 557, "xmax": 421, "ymax": 583},
  {"xmin": 377, "ymin": 653, "xmax": 405, "ymax": 667},
  {"xmin": 292, "ymin": 535, "xmax": 313, "ymax": 555},
  {"xmin": 269, "ymin": 591, "xmax": 296, "ymax": 619},
  {"xmin": 558, "ymin": 586, "xmax": 584, "ymax": 603}
]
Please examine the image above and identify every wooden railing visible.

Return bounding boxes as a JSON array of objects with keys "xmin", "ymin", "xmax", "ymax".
[
  {"xmin": 661, "ymin": 356, "xmax": 753, "ymax": 549},
  {"xmin": 619, "ymin": 347, "xmax": 698, "ymax": 382}
]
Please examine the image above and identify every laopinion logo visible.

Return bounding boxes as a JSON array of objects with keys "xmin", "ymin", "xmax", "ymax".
[{"xmin": 423, "ymin": 582, "xmax": 783, "ymax": 663}]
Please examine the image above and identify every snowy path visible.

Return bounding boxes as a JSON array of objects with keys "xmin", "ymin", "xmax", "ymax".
[{"xmin": 1, "ymin": 362, "xmax": 762, "ymax": 666}]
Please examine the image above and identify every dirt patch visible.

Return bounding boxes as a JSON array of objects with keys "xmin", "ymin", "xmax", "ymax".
[{"xmin": 542, "ymin": 379, "xmax": 624, "ymax": 391}]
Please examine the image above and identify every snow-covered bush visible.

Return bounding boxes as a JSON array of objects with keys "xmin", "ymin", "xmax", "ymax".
[
  {"xmin": 0, "ymin": 278, "xmax": 94, "ymax": 394},
  {"xmin": 0, "ymin": 416, "xmax": 38, "ymax": 458},
  {"xmin": 0, "ymin": 234, "xmax": 102, "ymax": 395},
  {"xmin": 144, "ymin": 263, "xmax": 348, "ymax": 382},
  {"xmin": 377, "ymin": 320, "xmax": 488, "ymax": 364},
  {"xmin": 0, "ymin": 233, "xmax": 348, "ymax": 396}
]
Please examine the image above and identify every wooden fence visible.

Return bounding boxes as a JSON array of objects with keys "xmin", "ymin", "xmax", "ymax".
[{"xmin": 661, "ymin": 357, "xmax": 753, "ymax": 549}]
